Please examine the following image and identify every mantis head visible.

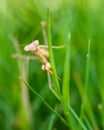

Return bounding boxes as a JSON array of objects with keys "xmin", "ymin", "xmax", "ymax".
[{"xmin": 24, "ymin": 40, "xmax": 39, "ymax": 52}]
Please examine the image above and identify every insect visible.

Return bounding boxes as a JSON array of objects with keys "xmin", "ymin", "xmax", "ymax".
[{"xmin": 24, "ymin": 40, "xmax": 63, "ymax": 80}]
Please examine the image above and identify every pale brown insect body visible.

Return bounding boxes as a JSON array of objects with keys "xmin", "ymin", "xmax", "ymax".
[
  {"xmin": 24, "ymin": 40, "xmax": 62, "ymax": 80},
  {"xmin": 24, "ymin": 40, "xmax": 53, "ymax": 74}
]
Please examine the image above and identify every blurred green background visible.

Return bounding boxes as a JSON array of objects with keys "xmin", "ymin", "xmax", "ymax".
[{"xmin": 0, "ymin": 0, "xmax": 104, "ymax": 130}]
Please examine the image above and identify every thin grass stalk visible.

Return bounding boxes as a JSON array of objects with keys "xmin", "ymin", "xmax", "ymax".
[
  {"xmin": 41, "ymin": 20, "xmax": 60, "ymax": 100},
  {"xmin": 47, "ymin": 9, "xmax": 61, "ymax": 96},
  {"xmin": 21, "ymin": 78, "xmax": 69, "ymax": 127}
]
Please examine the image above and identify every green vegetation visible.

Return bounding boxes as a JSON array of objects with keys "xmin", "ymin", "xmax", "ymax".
[{"xmin": 0, "ymin": 0, "xmax": 104, "ymax": 130}]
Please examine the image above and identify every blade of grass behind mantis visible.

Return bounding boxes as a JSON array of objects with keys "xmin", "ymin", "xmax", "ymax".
[
  {"xmin": 79, "ymin": 39, "xmax": 97, "ymax": 129},
  {"xmin": 47, "ymin": 9, "xmax": 61, "ymax": 96}
]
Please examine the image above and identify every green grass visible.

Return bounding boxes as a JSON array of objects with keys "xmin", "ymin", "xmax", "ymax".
[{"xmin": 0, "ymin": 0, "xmax": 104, "ymax": 130}]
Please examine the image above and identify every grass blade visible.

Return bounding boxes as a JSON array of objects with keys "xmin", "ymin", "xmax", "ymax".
[
  {"xmin": 62, "ymin": 32, "xmax": 71, "ymax": 104},
  {"xmin": 80, "ymin": 40, "xmax": 91, "ymax": 121},
  {"xmin": 47, "ymin": 9, "xmax": 61, "ymax": 96},
  {"xmin": 79, "ymin": 39, "xmax": 97, "ymax": 128}
]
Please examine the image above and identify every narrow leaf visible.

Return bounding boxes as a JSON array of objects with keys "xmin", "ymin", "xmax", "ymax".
[
  {"xmin": 79, "ymin": 39, "xmax": 97, "ymax": 128},
  {"xmin": 62, "ymin": 32, "xmax": 71, "ymax": 104},
  {"xmin": 47, "ymin": 9, "xmax": 61, "ymax": 96}
]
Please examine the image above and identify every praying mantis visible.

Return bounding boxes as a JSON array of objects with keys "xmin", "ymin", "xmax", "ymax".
[{"xmin": 24, "ymin": 40, "xmax": 65, "ymax": 80}]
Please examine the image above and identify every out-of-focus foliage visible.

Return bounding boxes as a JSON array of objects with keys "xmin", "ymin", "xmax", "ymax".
[{"xmin": 0, "ymin": 0, "xmax": 104, "ymax": 130}]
